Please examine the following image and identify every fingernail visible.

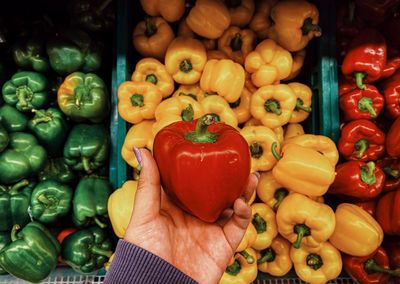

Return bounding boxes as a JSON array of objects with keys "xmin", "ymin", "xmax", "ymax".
[
  {"xmin": 253, "ymin": 171, "xmax": 261, "ymax": 180},
  {"xmin": 133, "ymin": 147, "xmax": 143, "ymax": 168}
]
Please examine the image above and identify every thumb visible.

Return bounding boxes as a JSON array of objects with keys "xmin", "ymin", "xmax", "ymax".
[{"xmin": 130, "ymin": 148, "xmax": 161, "ymax": 224}]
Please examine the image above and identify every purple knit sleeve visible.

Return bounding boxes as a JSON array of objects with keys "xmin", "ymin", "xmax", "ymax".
[{"xmin": 104, "ymin": 240, "xmax": 198, "ymax": 284}]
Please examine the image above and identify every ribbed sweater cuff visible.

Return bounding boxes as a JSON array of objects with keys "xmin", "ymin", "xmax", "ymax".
[{"xmin": 104, "ymin": 240, "xmax": 197, "ymax": 284}]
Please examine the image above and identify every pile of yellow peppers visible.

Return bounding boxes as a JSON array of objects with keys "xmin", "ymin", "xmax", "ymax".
[{"xmin": 110, "ymin": 0, "xmax": 385, "ymax": 283}]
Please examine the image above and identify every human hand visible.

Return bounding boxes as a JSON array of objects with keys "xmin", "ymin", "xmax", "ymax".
[{"xmin": 124, "ymin": 148, "xmax": 259, "ymax": 284}]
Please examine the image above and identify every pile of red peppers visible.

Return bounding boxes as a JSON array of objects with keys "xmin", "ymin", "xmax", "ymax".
[{"xmin": 334, "ymin": 1, "xmax": 400, "ymax": 283}]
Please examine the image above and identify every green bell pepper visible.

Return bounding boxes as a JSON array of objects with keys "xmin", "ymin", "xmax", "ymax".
[
  {"xmin": 30, "ymin": 180, "xmax": 73, "ymax": 224},
  {"xmin": 12, "ymin": 38, "xmax": 50, "ymax": 72},
  {"xmin": 0, "ymin": 179, "xmax": 34, "ymax": 231},
  {"xmin": 0, "ymin": 232, "xmax": 11, "ymax": 275},
  {"xmin": 0, "ymin": 104, "xmax": 28, "ymax": 132},
  {"xmin": 2, "ymin": 71, "xmax": 49, "ymax": 112},
  {"xmin": 72, "ymin": 176, "xmax": 112, "ymax": 228},
  {"xmin": 63, "ymin": 124, "xmax": 109, "ymax": 173},
  {"xmin": 0, "ymin": 123, "xmax": 9, "ymax": 152},
  {"xmin": 38, "ymin": 157, "xmax": 76, "ymax": 184},
  {"xmin": 0, "ymin": 222, "xmax": 60, "ymax": 283},
  {"xmin": 0, "ymin": 132, "xmax": 47, "ymax": 184},
  {"xmin": 57, "ymin": 72, "xmax": 109, "ymax": 122},
  {"xmin": 61, "ymin": 226, "xmax": 112, "ymax": 273},
  {"xmin": 46, "ymin": 29, "xmax": 102, "ymax": 75},
  {"xmin": 28, "ymin": 108, "xmax": 69, "ymax": 156}
]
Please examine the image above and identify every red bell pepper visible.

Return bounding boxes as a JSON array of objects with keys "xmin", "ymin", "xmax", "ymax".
[
  {"xmin": 381, "ymin": 57, "xmax": 400, "ymax": 80},
  {"xmin": 379, "ymin": 71, "xmax": 400, "ymax": 119},
  {"xmin": 343, "ymin": 247, "xmax": 400, "ymax": 284},
  {"xmin": 329, "ymin": 161, "xmax": 385, "ymax": 201},
  {"xmin": 341, "ymin": 29, "xmax": 387, "ymax": 89},
  {"xmin": 376, "ymin": 190, "xmax": 400, "ymax": 235},
  {"xmin": 338, "ymin": 77, "xmax": 357, "ymax": 96},
  {"xmin": 339, "ymin": 84, "xmax": 384, "ymax": 121},
  {"xmin": 386, "ymin": 115, "xmax": 400, "ymax": 157},
  {"xmin": 353, "ymin": 200, "xmax": 377, "ymax": 216},
  {"xmin": 355, "ymin": 0, "xmax": 400, "ymax": 26},
  {"xmin": 338, "ymin": 119, "xmax": 386, "ymax": 161},
  {"xmin": 377, "ymin": 157, "xmax": 400, "ymax": 192},
  {"xmin": 153, "ymin": 114, "xmax": 251, "ymax": 223},
  {"xmin": 383, "ymin": 236, "xmax": 400, "ymax": 269}
]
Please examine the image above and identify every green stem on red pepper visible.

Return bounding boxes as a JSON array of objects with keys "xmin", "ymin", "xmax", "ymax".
[
  {"xmin": 364, "ymin": 259, "xmax": 400, "ymax": 276},
  {"xmin": 355, "ymin": 139, "xmax": 369, "ymax": 158},
  {"xmin": 361, "ymin": 161, "xmax": 377, "ymax": 185},
  {"xmin": 358, "ymin": 97, "xmax": 377, "ymax": 117},
  {"xmin": 184, "ymin": 114, "xmax": 218, "ymax": 143},
  {"xmin": 293, "ymin": 224, "xmax": 311, "ymax": 249},
  {"xmin": 355, "ymin": 72, "xmax": 366, "ymax": 90}
]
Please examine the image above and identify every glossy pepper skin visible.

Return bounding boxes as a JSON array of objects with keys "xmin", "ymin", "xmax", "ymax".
[
  {"xmin": 380, "ymin": 71, "xmax": 400, "ymax": 119},
  {"xmin": 46, "ymin": 29, "xmax": 102, "ymax": 75},
  {"xmin": 287, "ymin": 82, "xmax": 312, "ymax": 123},
  {"xmin": 339, "ymin": 84, "xmax": 384, "ymax": 121},
  {"xmin": 72, "ymin": 177, "xmax": 112, "ymax": 228},
  {"xmin": 30, "ymin": 180, "xmax": 73, "ymax": 224},
  {"xmin": 0, "ymin": 179, "xmax": 33, "ymax": 231},
  {"xmin": 376, "ymin": 190, "xmax": 400, "ymax": 235},
  {"xmin": 330, "ymin": 161, "xmax": 385, "ymax": 201},
  {"xmin": 153, "ymin": 114, "xmax": 250, "ymax": 223},
  {"xmin": 250, "ymin": 203, "xmax": 278, "ymax": 250},
  {"xmin": 0, "ymin": 132, "xmax": 47, "ymax": 184},
  {"xmin": 353, "ymin": 200, "xmax": 377, "ymax": 216},
  {"xmin": 249, "ymin": 0, "xmax": 277, "ymax": 39},
  {"xmin": 63, "ymin": 124, "xmax": 110, "ymax": 173},
  {"xmin": 28, "ymin": 108, "xmax": 69, "ymax": 156},
  {"xmin": 343, "ymin": 247, "xmax": 400, "ymax": 284},
  {"xmin": 284, "ymin": 123, "xmax": 304, "ymax": 140},
  {"xmin": 377, "ymin": 157, "xmax": 400, "ymax": 192},
  {"xmin": 2, "ymin": 71, "xmax": 49, "ymax": 112},
  {"xmin": 225, "ymin": 0, "xmax": 255, "ymax": 27},
  {"xmin": 0, "ymin": 123, "xmax": 9, "ymax": 152},
  {"xmin": 0, "ymin": 105, "xmax": 28, "ymax": 133},
  {"xmin": 236, "ymin": 223, "xmax": 257, "ymax": 253},
  {"xmin": 330, "ymin": 203, "xmax": 383, "ymax": 256},
  {"xmin": 338, "ymin": 119, "xmax": 385, "ymax": 162},
  {"xmin": 0, "ymin": 222, "xmax": 60, "ymax": 283},
  {"xmin": 230, "ymin": 87, "xmax": 252, "ymax": 124},
  {"xmin": 172, "ymin": 84, "xmax": 207, "ymax": 102},
  {"xmin": 58, "ymin": 72, "xmax": 109, "ymax": 123},
  {"xmin": 0, "ymin": 232, "xmax": 10, "ymax": 274},
  {"xmin": 381, "ymin": 57, "xmax": 400, "ymax": 80},
  {"xmin": 256, "ymin": 171, "xmax": 290, "ymax": 211},
  {"xmin": 140, "ymin": 0, "xmax": 185, "ymax": 22},
  {"xmin": 386, "ymin": 115, "xmax": 400, "ymax": 157},
  {"xmin": 200, "ymin": 95, "xmax": 238, "ymax": 129},
  {"xmin": 257, "ymin": 236, "xmax": 292, "ymax": 276},
  {"xmin": 38, "ymin": 158, "xmax": 76, "ymax": 184},
  {"xmin": 12, "ymin": 38, "xmax": 49, "ymax": 72},
  {"xmin": 61, "ymin": 226, "xmax": 113, "ymax": 274},
  {"xmin": 342, "ymin": 29, "xmax": 387, "ymax": 89},
  {"xmin": 220, "ymin": 248, "xmax": 258, "ymax": 284},
  {"xmin": 277, "ymin": 193, "xmax": 335, "ymax": 249}
]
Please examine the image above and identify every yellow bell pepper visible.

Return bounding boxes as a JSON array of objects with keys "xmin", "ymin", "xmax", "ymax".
[
  {"xmin": 248, "ymin": 0, "xmax": 278, "ymax": 39},
  {"xmin": 284, "ymin": 49, "xmax": 306, "ymax": 81},
  {"xmin": 266, "ymin": 0, "xmax": 322, "ymax": 52},
  {"xmin": 131, "ymin": 58, "xmax": 174, "ymax": 98},
  {"xmin": 133, "ymin": 17, "xmax": 174, "ymax": 61},
  {"xmin": 200, "ymin": 59, "xmax": 245, "ymax": 103},
  {"xmin": 284, "ymin": 123, "xmax": 304, "ymax": 141},
  {"xmin": 245, "ymin": 72, "xmax": 257, "ymax": 93},
  {"xmin": 240, "ymin": 126, "xmax": 280, "ymax": 172},
  {"xmin": 108, "ymin": 180, "xmax": 138, "ymax": 238},
  {"xmin": 140, "ymin": 0, "xmax": 185, "ymax": 22},
  {"xmin": 283, "ymin": 134, "xmax": 339, "ymax": 166},
  {"xmin": 243, "ymin": 117, "xmax": 261, "ymax": 127},
  {"xmin": 172, "ymin": 84, "xmax": 207, "ymax": 102},
  {"xmin": 226, "ymin": 0, "xmax": 255, "ymax": 27},
  {"xmin": 121, "ymin": 120, "xmax": 155, "ymax": 169},
  {"xmin": 186, "ymin": 0, "xmax": 231, "ymax": 39},
  {"xmin": 273, "ymin": 126, "xmax": 284, "ymax": 144},
  {"xmin": 250, "ymin": 84, "xmax": 297, "ymax": 129},
  {"xmin": 329, "ymin": 203, "xmax": 383, "ymax": 257},
  {"xmin": 201, "ymin": 95, "xmax": 238, "ymax": 128},
  {"xmin": 276, "ymin": 193, "xmax": 335, "ymax": 249},
  {"xmin": 290, "ymin": 241, "xmax": 342, "ymax": 284},
  {"xmin": 251, "ymin": 203, "xmax": 278, "ymax": 250},
  {"xmin": 256, "ymin": 171, "xmax": 290, "ymax": 211},
  {"xmin": 207, "ymin": 50, "xmax": 229, "ymax": 61},
  {"xmin": 165, "ymin": 37, "xmax": 207, "ymax": 85},
  {"xmin": 118, "ymin": 81, "xmax": 162, "ymax": 124},
  {"xmin": 272, "ymin": 143, "xmax": 335, "ymax": 196},
  {"xmin": 236, "ymin": 223, "xmax": 257, "ymax": 252},
  {"xmin": 243, "ymin": 119, "xmax": 283, "ymax": 143},
  {"xmin": 219, "ymin": 248, "xmax": 257, "ymax": 284},
  {"xmin": 257, "ymin": 236, "xmax": 292, "ymax": 277},
  {"xmin": 288, "ymin": 82, "xmax": 312, "ymax": 123},
  {"xmin": 178, "ymin": 19, "xmax": 217, "ymax": 51},
  {"xmin": 104, "ymin": 253, "xmax": 115, "ymax": 271},
  {"xmin": 230, "ymin": 87, "xmax": 252, "ymax": 124},
  {"xmin": 217, "ymin": 26, "xmax": 256, "ymax": 65},
  {"xmin": 245, "ymin": 39, "xmax": 293, "ymax": 87},
  {"xmin": 152, "ymin": 95, "xmax": 204, "ymax": 135}
]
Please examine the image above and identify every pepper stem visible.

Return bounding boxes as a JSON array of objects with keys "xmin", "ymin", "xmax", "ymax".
[
  {"xmin": 74, "ymin": 86, "xmax": 88, "ymax": 109},
  {"xmin": 250, "ymin": 142, "xmax": 263, "ymax": 159},
  {"xmin": 358, "ymin": 97, "xmax": 377, "ymax": 118},
  {"xmin": 361, "ymin": 161, "xmax": 377, "ymax": 185},
  {"xmin": 16, "ymin": 86, "xmax": 33, "ymax": 108},
  {"xmin": 239, "ymin": 250, "xmax": 254, "ymax": 264},
  {"xmin": 383, "ymin": 167, "xmax": 400, "ymax": 178},
  {"xmin": 271, "ymin": 142, "xmax": 282, "ymax": 161},
  {"xmin": 94, "ymin": 216, "xmax": 107, "ymax": 229},
  {"xmin": 364, "ymin": 259, "xmax": 400, "ymax": 276},
  {"xmin": 306, "ymin": 253, "xmax": 323, "ymax": 270},
  {"xmin": 130, "ymin": 94, "xmax": 144, "ymax": 107},
  {"xmin": 9, "ymin": 179, "xmax": 29, "ymax": 195},
  {"xmin": 229, "ymin": 98, "xmax": 241, "ymax": 109},
  {"xmin": 11, "ymin": 224, "xmax": 21, "ymax": 242},
  {"xmin": 225, "ymin": 260, "xmax": 241, "ymax": 276},
  {"xmin": 355, "ymin": 72, "xmax": 366, "ymax": 90},
  {"xmin": 293, "ymin": 224, "xmax": 311, "ymax": 249},
  {"xmin": 179, "ymin": 59, "xmax": 193, "ymax": 73},
  {"xmin": 184, "ymin": 114, "xmax": 219, "ymax": 143},
  {"xmin": 230, "ymin": 33, "xmax": 242, "ymax": 51},
  {"xmin": 295, "ymin": 98, "xmax": 312, "ymax": 113},
  {"xmin": 257, "ymin": 247, "xmax": 276, "ymax": 264},
  {"xmin": 144, "ymin": 18, "xmax": 157, "ymax": 37},
  {"xmin": 37, "ymin": 194, "xmax": 53, "ymax": 206},
  {"xmin": 265, "ymin": 99, "xmax": 282, "ymax": 115},
  {"xmin": 178, "ymin": 92, "xmax": 197, "ymax": 101},
  {"xmin": 91, "ymin": 246, "xmax": 113, "ymax": 258},
  {"xmin": 354, "ymin": 139, "xmax": 369, "ymax": 159},
  {"xmin": 273, "ymin": 188, "xmax": 289, "ymax": 210},
  {"xmin": 252, "ymin": 213, "xmax": 267, "ymax": 234},
  {"xmin": 181, "ymin": 104, "xmax": 194, "ymax": 122},
  {"xmin": 301, "ymin": 17, "xmax": 322, "ymax": 36},
  {"xmin": 82, "ymin": 157, "xmax": 92, "ymax": 173},
  {"xmin": 31, "ymin": 110, "xmax": 52, "ymax": 125},
  {"xmin": 145, "ymin": 74, "xmax": 158, "ymax": 85}
]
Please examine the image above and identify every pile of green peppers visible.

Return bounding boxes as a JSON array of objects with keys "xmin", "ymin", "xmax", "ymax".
[{"xmin": 0, "ymin": 1, "xmax": 116, "ymax": 282}]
